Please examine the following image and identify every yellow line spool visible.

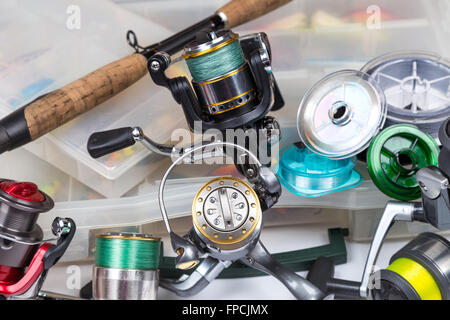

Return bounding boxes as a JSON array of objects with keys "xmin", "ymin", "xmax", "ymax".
[
  {"xmin": 387, "ymin": 258, "xmax": 442, "ymax": 300},
  {"xmin": 369, "ymin": 233, "xmax": 450, "ymax": 300}
]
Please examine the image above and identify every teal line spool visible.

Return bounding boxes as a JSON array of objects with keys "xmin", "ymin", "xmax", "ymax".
[
  {"xmin": 95, "ymin": 232, "xmax": 161, "ymax": 270},
  {"xmin": 277, "ymin": 144, "xmax": 362, "ymax": 197},
  {"xmin": 185, "ymin": 38, "xmax": 245, "ymax": 83}
]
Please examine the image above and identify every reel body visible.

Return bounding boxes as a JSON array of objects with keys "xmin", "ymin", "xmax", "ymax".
[
  {"xmin": 148, "ymin": 30, "xmax": 284, "ymax": 132},
  {"xmin": 0, "ymin": 179, "xmax": 75, "ymax": 299},
  {"xmin": 157, "ymin": 142, "xmax": 324, "ymax": 300},
  {"xmin": 87, "ymin": 30, "xmax": 283, "ymax": 171}
]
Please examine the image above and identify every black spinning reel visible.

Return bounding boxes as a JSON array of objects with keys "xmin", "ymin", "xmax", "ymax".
[
  {"xmin": 87, "ymin": 29, "xmax": 283, "ymax": 169},
  {"xmin": 147, "ymin": 30, "xmax": 284, "ymax": 131}
]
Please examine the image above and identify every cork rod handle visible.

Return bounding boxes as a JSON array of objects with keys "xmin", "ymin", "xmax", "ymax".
[
  {"xmin": 24, "ymin": 53, "xmax": 148, "ymax": 140},
  {"xmin": 217, "ymin": 0, "xmax": 292, "ymax": 28}
]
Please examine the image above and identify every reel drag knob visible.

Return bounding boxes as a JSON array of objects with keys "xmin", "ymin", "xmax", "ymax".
[{"xmin": 192, "ymin": 177, "xmax": 262, "ymax": 252}]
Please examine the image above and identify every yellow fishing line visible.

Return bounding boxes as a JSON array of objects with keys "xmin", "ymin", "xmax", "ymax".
[{"xmin": 387, "ymin": 257, "xmax": 442, "ymax": 300}]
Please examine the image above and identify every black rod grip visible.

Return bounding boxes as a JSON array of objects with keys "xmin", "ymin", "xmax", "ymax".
[{"xmin": 87, "ymin": 127, "xmax": 135, "ymax": 159}]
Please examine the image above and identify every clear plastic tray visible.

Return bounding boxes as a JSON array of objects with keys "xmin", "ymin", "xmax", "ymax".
[
  {"xmin": 1, "ymin": 0, "xmax": 448, "ymax": 262},
  {"xmin": 116, "ymin": 0, "xmax": 449, "ymax": 140},
  {"xmin": 0, "ymin": 0, "xmax": 187, "ymax": 198}
]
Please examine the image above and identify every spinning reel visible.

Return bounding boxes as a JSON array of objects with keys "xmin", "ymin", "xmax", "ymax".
[
  {"xmin": 307, "ymin": 117, "xmax": 450, "ymax": 300},
  {"xmin": 0, "ymin": 179, "xmax": 75, "ymax": 300},
  {"xmin": 157, "ymin": 141, "xmax": 324, "ymax": 300},
  {"xmin": 87, "ymin": 29, "xmax": 283, "ymax": 168},
  {"xmin": 148, "ymin": 29, "xmax": 283, "ymax": 132}
]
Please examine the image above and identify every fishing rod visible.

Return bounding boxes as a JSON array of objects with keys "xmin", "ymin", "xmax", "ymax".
[{"xmin": 0, "ymin": 0, "xmax": 292, "ymax": 155}]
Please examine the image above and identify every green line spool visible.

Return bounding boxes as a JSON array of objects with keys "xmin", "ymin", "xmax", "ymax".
[
  {"xmin": 95, "ymin": 232, "xmax": 161, "ymax": 270},
  {"xmin": 367, "ymin": 124, "xmax": 439, "ymax": 201},
  {"xmin": 184, "ymin": 31, "xmax": 245, "ymax": 83}
]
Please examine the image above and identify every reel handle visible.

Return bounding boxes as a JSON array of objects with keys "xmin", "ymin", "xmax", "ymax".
[{"xmin": 87, "ymin": 127, "xmax": 136, "ymax": 159}]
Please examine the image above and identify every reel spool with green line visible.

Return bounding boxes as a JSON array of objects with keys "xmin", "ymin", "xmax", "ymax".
[
  {"xmin": 146, "ymin": 28, "xmax": 284, "ymax": 132},
  {"xmin": 367, "ymin": 124, "xmax": 440, "ymax": 201},
  {"xmin": 183, "ymin": 30, "xmax": 258, "ymax": 120},
  {"xmin": 92, "ymin": 232, "xmax": 161, "ymax": 300},
  {"xmin": 369, "ymin": 233, "xmax": 450, "ymax": 300}
]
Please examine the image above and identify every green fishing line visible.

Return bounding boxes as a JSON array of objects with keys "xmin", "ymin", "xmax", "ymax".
[
  {"xmin": 95, "ymin": 233, "xmax": 161, "ymax": 270},
  {"xmin": 186, "ymin": 39, "xmax": 245, "ymax": 82}
]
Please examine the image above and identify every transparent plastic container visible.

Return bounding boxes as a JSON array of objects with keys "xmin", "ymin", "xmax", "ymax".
[
  {"xmin": 0, "ymin": 0, "xmax": 187, "ymax": 198},
  {"xmin": 1, "ymin": 0, "xmax": 448, "ymax": 262}
]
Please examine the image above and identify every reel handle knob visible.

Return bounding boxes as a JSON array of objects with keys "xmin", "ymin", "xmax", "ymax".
[{"xmin": 87, "ymin": 127, "xmax": 136, "ymax": 159}]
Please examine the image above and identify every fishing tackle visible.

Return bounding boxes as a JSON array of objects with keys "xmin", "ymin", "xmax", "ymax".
[
  {"xmin": 93, "ymin": 232, "xmax": 161, "ymax": 300},
  {"xmin": 296, "ymin": 70, "xmax": 386, "ymax": 159},
  {"xmin": 0, "ymin": 179, "xmax": 75, "ymax": 299},
  {"xmin": 361, "ymin": 51, "xmax": 450, "ymax": 140},
  {"xmin": 277, "ymin": 69, "xmax": 385, "ymax": 197},
  {"xmin": 157, "ymin": 141, "xmax": 324, "ymax": 300},
  {"xmin": 367, "ymin": 124, "xmax": 440, "ymax": 201},
  {"xmin": 87, "ymin": 29, "xmax": 283, "ymax": 169},
  {"xmin": 147, "ymin": 29, "xmax": 284, "ymax": 132},
  {"xmin": 0, "ymin": 0, "xmax": 291, "ymax": 155},
  {"xmin": 369, "ymin": 232, "xmax": 449, "ymax": 300},
  {"xmin": 306, "ymin": 117, "xmax": 450, "ymax": 300},
  {"xmin": 277, "ymin": 142, "xmax": 362, "ymax": 197}
]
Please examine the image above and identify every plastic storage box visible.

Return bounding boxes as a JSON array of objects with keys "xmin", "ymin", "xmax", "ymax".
[
  {"xmin": 0, "ymin": 0, "xmax": 189, "ymax": 198},
  {"xmin": 1, "ymin": 0, "xmax": 448, "ymax": 262}
]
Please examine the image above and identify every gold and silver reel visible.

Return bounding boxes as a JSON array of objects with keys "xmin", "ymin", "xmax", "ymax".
[{"xmin": 157, "ymin": 141, "xmax": 324, "ymax": 300}]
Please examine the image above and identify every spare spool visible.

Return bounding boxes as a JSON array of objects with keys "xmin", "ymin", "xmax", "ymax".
[
  {"xmin": 297, "ymin": 70, "xmax": 386, "ymax": 159},
  {"xmin": 367, "ymin": 124, "xmax": 439, "ymax": 201},
  {"xmin": 277, "ymin": 143, "xmax": 362, "ymax": 197},
  {"xmin": 369, "ymin": 233, "xmax": 450, "ymax": 300},
  {"xmin": 93, "ymin": 232, "xmax": 161, "ymax": 300},
  {"xmin": 361, "ymin": 51, "xmax": 450, "ymax": 140}
]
